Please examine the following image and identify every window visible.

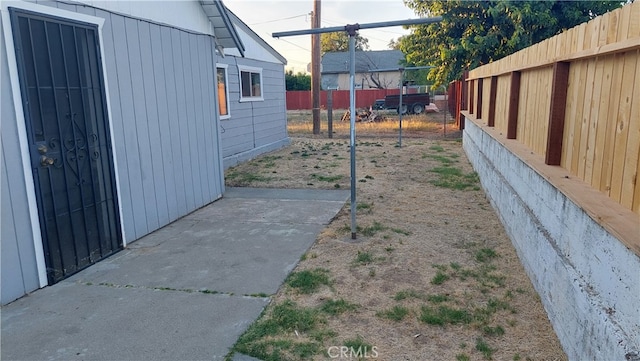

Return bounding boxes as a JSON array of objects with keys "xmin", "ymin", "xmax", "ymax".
[
  {"xmin": 216, "ymin": 64, "xmax": 230, "ymax": 119},
  {"xmin": 238, "ymin": 65, "xmax": 263, "ymax": 101}
]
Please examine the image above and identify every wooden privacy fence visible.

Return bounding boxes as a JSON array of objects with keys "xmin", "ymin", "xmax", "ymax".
[
  {"xmin": 465, "ymin": 2, "xmax": 640, "ymax": 215},
  {"xmin": 286, "ymin": 89, "xmax": 402, "ymax": 110}
]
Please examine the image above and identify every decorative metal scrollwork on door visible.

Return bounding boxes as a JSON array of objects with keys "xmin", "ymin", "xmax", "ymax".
[{"xmin": 63, "ymin": 113, "xmax": 87, "ymax": 186}]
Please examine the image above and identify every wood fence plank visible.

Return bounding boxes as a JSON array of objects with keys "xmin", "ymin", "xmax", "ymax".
[
  {"xmin": 606, "ymin": 10, "xmax": 620, "ymax": 44},
  {"xmin": 584, "ymin": 57, "xmax": 605, "ymax": 181},
  {"xmin": 628, "ymin": 1, "xmax": 640, "ymax": 39},
  {"xmin": 610, "ymin": 51, "xmax": 638, "ymax": 202},
  {"xmin": 543, "ymin": 69, "xmax": 553, "ymax": 155},
  {"xmin": 621, "ymin": 50, "xmax": 639, "ymax": 209},
  {"xmin": 523, "ymin": 71, "xmax": 533, "ymax": 146},
  {"xmin": 488, "ymin": 76, "xmax": 497, "ymax": 127},
  {"xmin": 577, "ymin": 58, "xmax": 597, "ymax": 179},
  {"xmin": 562, "ymin": 64, "xmax": 578, "ymax": 169},
  {"xmin": 516, "ymin": 73, "xmax": 527, "ymax": 142},
  {"xmin": 592, "ymin": 55, "xmax": 616, "ymax": 190},
  {"xmin": 577, "ymin": 23, "xmax": 587, "ymax": 51},
  {"xmin": 530, "ymin": 70, "xmax": 540, "ymax": 147},
  {"xmin": 498, "ymin": 74, "xmax": 510, "ymax": 132},
  {"xmin": 599, "ymin": 12, "xmax": 610, "ymax": 47},
  {"xmin": 546, "ymin": 62, "xmax": 571, "ymax": 165},
  {"xmin": 570, "ymin": 60, "xmax": 588, "ymax": 175},
  {"xmin": 507, "ymin": 72, "xmax": 521, "ymax": 139},
  {"xmin": 600, "ymin": 53, "xmax": 626, "ymax": 195},
  {"xmin": 634, "ymin": 150, "xmax": 640, "ymax": 213},
  {"xmin": 482, "ymin": 77, "xmax": 490, "ymax": 123},
  {"xmin": 546, "ymin": 36, "xmax": 558, "ymax": 60},
  {"xmin": 529, "ymin": 70, "xmax": 540, "ymax": 149},
  {"xmin": 616, "ymin": 2, "xmax": 630, "ymax": 42}
]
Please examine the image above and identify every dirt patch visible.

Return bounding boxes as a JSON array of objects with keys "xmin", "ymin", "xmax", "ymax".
[{"xmin": 225, "ymin": 113, "xmax": 566, "ymax": 361}]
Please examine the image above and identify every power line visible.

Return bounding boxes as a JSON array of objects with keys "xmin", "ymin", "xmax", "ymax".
[
  {"xmin": 249, "ymin": 13, "xmax": 308, "ymax": 26},
  {"xmin": 277, "ymin": 37, "xmax": 311, "ymax": 52}
]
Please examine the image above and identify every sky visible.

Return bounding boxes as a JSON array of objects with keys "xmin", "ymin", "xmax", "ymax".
[{"xmin": 224, "ymin": 0, "xmax": 418, "ymax": 73}]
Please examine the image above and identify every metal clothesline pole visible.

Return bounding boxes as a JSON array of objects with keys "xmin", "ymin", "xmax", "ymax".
[
  {"xmin": 274, "ymin": 16, "xmax": 442, "ymax": 240},
  {"xmin": 348, "ymin": 31, "xmax": 357, "ymax": 239},
  {"xmin": 399, "ymin": 68, "xmax": 404, "ymax": 148},
  {"xmin": 365, "ymin": 66, "xmax": 435, "ymax": 147}
]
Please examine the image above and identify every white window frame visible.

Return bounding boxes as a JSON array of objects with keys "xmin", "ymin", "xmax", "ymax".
[
  {"xmin": 216, "ymin": 64, "xmax": 231, "ymax": 120},
  {"xmin": 238, "ymin": 65, "xmax": 264, "ymax": 102}
]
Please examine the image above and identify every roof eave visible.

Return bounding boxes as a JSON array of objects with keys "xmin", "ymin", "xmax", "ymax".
[{"xmin": 200, "ymin": 0, "xmax": 245, "ymax": 57}]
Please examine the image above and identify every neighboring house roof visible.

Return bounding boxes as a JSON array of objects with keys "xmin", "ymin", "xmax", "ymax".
[
  {"xmin": 225, "ymin": 8, "xmax": 287, "ymax": 64},
  {"xmin": 321, "ymin": 50, "xmax": 404, "ymax": 74},
  {"xmin": 200, "ymin": 0, "xmax": 245, "ymax": 56}
]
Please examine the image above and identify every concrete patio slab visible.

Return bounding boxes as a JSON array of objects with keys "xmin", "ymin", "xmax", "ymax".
[{"xmin": 1, "ymin": 188, "xmax": 349, "ymax": 361}]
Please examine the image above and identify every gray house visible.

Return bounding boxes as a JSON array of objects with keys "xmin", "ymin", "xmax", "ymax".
[
  {"xmin": 321, "ymin": 49, "xmax": 404, "ymax": 90},
  {"xmin": 217, "ymin": 9, "xmax": 289, "ymax": 168},
  {"xmin": 0, "ymin": 0, "xmax": 250, "ymax": 305}
]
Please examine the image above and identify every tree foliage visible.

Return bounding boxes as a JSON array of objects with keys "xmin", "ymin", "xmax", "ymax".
[
  {"xmin": 400, "ymin": 0, "xmax": 624, "ymax": 86},
  {"xmin": 321, "ymin": 32, "xmax": 369, "ymax": 53},
  {"xmin": 285, "ymin": 70, "xmax": 311, "ymax": 90}
]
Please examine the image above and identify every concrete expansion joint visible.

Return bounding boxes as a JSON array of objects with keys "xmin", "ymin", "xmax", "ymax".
[
  {"xmin": 78, "ymin": 281, "xmax": 274, "ymax": 300},
  {"xmin": 78, "ymin": 281, "xmax": 240, "ymax": 297}
]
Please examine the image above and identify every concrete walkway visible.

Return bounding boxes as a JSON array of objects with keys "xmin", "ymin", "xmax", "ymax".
[{"xmin": 1, "ymin": 187, "xmax": 349, "ymax": 361}]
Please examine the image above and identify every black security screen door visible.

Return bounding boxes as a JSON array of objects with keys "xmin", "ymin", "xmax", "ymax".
[{"xmin": 10, "ymin": 8, "xmax": 122, "ymax": 283}]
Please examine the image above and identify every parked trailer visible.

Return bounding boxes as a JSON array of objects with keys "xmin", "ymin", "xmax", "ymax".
[{"xmin": 384, "ymin": 93, "xmax": 431, "ymax": 114}]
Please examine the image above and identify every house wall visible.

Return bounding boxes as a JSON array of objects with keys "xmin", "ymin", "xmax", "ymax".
[
  {"xmin": 1, "ymin": 1, "xmax": 225, "ymax": 304},
  {"xmin": 463, "ymin": 118, "xmax": 640, "ymax": 360},
  {"xmin": 324, "ymin": 72, "xmax": 401, "ymax": 91},
  {"xmin": 224, "ymin": 24, "xmax": 280, "ymax": 64},
  {"xmin": 65, "ymin": 0, "xmax": 213, "ymax": 35},
  {"xmin": 1, "ymin": 13, "xmax": 41, "ymax": 304},
  {"xmin": 218, "ymin": 56, "xmax": 288, "ymax": 168}
]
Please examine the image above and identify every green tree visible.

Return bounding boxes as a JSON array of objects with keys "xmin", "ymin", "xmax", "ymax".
[
  {"xmin": 321, "ymin": 31, "xmax": 369, "ymax": 53},
  {"xmin": 388, "ymin": 37, "xmax": 402, "ymax": 50},
  {"xmin": 285, "ymin": 70, "xmax": 311, "ymax": 90},
  {"xmin": 401, "ymin": 0, "xmax": 624, "ymax": 86}
]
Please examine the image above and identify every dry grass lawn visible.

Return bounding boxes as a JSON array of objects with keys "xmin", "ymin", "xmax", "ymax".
[{"xmin": 224, "ymin": 110, "xmax": 567, "ymax": 361}]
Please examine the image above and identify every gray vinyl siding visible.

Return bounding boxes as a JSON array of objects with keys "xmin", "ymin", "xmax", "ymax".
[
  {"xmin": 7, "ymin": 2, "xmax": 224, "ymax": 244},
  {"xmin": 93, "ymin": 7, "xmax": 224, "ymax": 242},
  {"xmin": 1, "ymin": 13, "xmax": 41, "ymax": 304},
  {"xmin": 218, "ymin": 57, "xmax": 288, "ymax": 167},
  {"xmin": 1, "ymin": 1, "xmax": 225, "ymax": 305}
]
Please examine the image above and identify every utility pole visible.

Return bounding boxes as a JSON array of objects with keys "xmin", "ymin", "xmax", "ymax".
[{"xmin": 311, "ymin": 0, "xmax": 321, "ymax": 134}]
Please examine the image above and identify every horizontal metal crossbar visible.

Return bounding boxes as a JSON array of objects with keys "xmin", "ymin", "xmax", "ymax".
[{"xmin": 273, "ymin": 17, "xmax": 442, "ymax": 38}]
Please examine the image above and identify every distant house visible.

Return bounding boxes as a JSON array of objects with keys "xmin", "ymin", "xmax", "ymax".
[
  {"xmin": 321, "ymin": 50, "xmax": 404, "ymax": 90},
  {"xmin": 217, "ymin": 9, "xmax": 289, "ymax": 168},
  {"xmin": 0, "ymin": 0, "xmax": 250, "ymax": 305}
]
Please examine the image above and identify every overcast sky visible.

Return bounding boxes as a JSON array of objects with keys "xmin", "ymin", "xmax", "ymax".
[{"xmin": 224, "ymin": 0, "xmax": 418, "ymax": 73}]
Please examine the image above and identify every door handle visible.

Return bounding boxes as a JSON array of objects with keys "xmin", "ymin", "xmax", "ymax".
[
  {"xmin": 40, "ymin": 156, "xmax": 54, "ymax": 166},
  {"xmin": 38, "ymin": 144, "xmax": 48, "ymax": 154}
]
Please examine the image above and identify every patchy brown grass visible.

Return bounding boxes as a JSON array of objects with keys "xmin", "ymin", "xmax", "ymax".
[
  {"xmin": 287, "ymin": 109, "xmax": 458, "ymax": 139},
  {"xmin": 225, "ymin": 111, "xmax": 567, "ymax": 361}
]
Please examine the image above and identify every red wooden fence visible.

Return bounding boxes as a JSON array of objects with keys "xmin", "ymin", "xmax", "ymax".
[{"xmin": 286, "ymin": 89, "xmax": 405, "ymax": 110}]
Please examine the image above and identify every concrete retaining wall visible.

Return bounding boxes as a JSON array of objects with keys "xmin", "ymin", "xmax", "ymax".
[{"xmin": 463, "ymin": 118, "xmax": 640, "ymax": 361}]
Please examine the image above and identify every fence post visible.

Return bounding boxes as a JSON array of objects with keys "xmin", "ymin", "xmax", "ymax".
[
  {"xmin": 327, "ymin": 89, "xmax": 333, "ymax": 139},
  {"xmin": 476, "ymin": 78, "xmax": 483, "ymax": 119},
  {"xmin": 545, "ymin": 62, "xmax": 571, "ymax": 165},
  {"xmin": 488, "ymin": 76, "xmax": 498, "ymax": 127},
  {"xmin": 469, "ymin": 79, "xmax": 475, "ymax": 115},
  {"xmin": 507, "ymin": 71, "xmax": 521, "ymax": 139},
  {"xmin": 458, "ymin": 71, "xmax": 469, "ymax": 130}
]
